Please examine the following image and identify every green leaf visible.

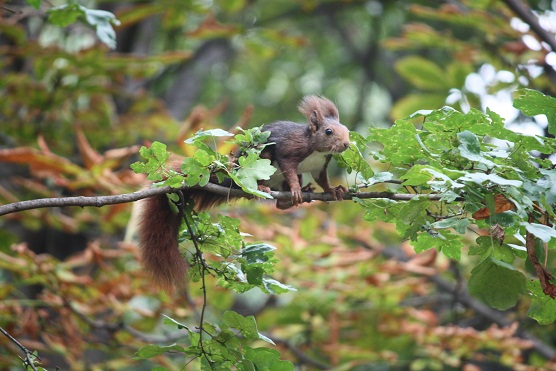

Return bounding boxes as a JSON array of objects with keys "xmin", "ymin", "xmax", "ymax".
[
  {"xmin": 130, "ymin": 142, "xmax": 171, "ymax": 181},
  {"xmin": 47, "ymin": 5, "xmax": 120, "ymax": 49},
  {"xmin": 162, "ymin": 314, "xmax": 190, "ymax": 330},
  {"xmin": 537, "ymin": 168, "xmax": 556, "ymax": 204},
  {"xmin": 363, "ymin": 171, "xmax": 393, "ymax": 186},
  {"xmin": 459, "ymin": 172, "xmax": 522, "ymax": 187},
  {"xmin": 263, "ymin": 278, "xmax": 297, "ymax": 294},
  {"xmin": 493, "ymin": 244, "xmax": 515, "ymax": 264},
  {"xmin": 487, "ymin": 211, "xmax": 517, "ymax": 227},
  {"xmin": 222, "ymin": 311, "xmax": 275, "ymax": 344},
  {"xmin": 431, "ymin": 216, "xmax": 470, "ymax": 234},
  {"xmin": 180, "ymin": 157, "xmax": 210, "ymax": 187},
  {"xmin": 48, "ymin": 4, "xmax": 83, "ymax": 27},
  {"xmin": 241, "ymin": 243, "xmax": 276, "ymax": 264},
  {"xmin": 514, "ymin": 89, "xmax": 556, "ymax": 135},
  {"xmin": 369, "ymin": 120, "xmax": 424, "ymax": 166},
  {"xmin": 356, "ymin": 197, "xmax": 400, "ymax": 223},
  {"xmin": 244, "ymin": 347, "xmax": 294, "ymax": 371},
  {"xmin": 400, "ymin": 165, "xmax": 435, "ymax": 186},
  {"xmin": 527, "ymin": 280, "xmax": 556, "ymax": 325},
  {"xmin": 134, "ymin": 344, "xmax": 186, "ymax": 360},
  {"xmin": 522, "ymin": 222, "xmax": 556, "ymax": 243},
  {"xmin": 233, "ymin": 153, "xmax": 276, "ymax": 194},
  {"xmin": 457, "ymin": 130, "xmax": 495, "ymax": 167},
  {"xmin": 468, "ymin": 258, "xmax": 526, "ymax": 310},
  {"xmin": 413, "ymin": 230, "xmax": 463, "ymax": 260},
  {"xmin": 337, "ymin": 144, "xmax": 374, "ymax": 180},
  {"xmin": 80, "ymin": 6, "xmax": 121, "ymax": 49},
  {"xmin": 397, "ymin": 197, "xmax": 430, "ymax": 240},
  {"xmin": 185, "ymin": 128, "xmax": 234, "ymax": 144},
  {"xmin": 469, "ymin": 236, "xmax": 493, "ymax": 263}
]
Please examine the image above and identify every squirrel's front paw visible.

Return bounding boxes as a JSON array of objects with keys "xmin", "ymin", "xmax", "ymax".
[
  {"xmin": 291, "ymin": 187, "xmax": 303, "ymax": 206},
  {"xmin": 326, "ymin": 185, "xmax": 348, "ymax": 201},
  {"xmin": 275, "ymin": 187, "xmax": 303, "ymax": 210}
]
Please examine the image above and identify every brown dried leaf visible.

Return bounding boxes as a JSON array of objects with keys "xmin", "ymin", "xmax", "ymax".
[
  {"xmin": 76, "ymin": 127, "xmax": 102, "ymax": 169},
  {"xmin": 0, "ymin": 147, "xmax": 83, "ymax": 176},
  {"xmin": 473, "ymin": 194, "xmax": 515, "ymax": 220},
  {"xmin": 490, "ymin": 223, "xmax": 505, "ymax": 245}
]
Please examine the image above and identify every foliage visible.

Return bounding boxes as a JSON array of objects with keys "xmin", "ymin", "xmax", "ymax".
[{"xmin": 350, "ymin": 89, "xmax": 556, "ymax": 318}]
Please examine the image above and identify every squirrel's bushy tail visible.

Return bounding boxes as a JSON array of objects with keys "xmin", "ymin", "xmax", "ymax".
[
  {"xmin": 138, "ymin": 193, "xmax": 186, "ymax": 292},
  {"xmin": 137, "ymin": 184, "xmax": 233, "ymax": 292}
]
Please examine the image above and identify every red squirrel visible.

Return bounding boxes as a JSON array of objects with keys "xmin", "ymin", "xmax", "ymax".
[{"xmin": 138, "ymin": 96, "xmax": 350, "ymax": 292}]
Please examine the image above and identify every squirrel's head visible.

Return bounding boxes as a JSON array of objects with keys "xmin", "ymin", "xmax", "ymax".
[{"xmin": 299, "ymin": 95, "xmax": 351, "ymax": 153}]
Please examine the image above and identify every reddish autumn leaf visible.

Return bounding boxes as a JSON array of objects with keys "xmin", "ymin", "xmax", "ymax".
[
  {"xmin": 0, "ymin": 147, "xmax": 83, "ymax": 176},
  {"xmin": 473, "ymin": 194, "xmax": 515, "ymax": 220}
]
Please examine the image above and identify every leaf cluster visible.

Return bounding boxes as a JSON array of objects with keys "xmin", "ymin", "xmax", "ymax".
[
  {"xmin": 132, "ymin": 128, "xmax": 276, "ymax": 198},
  {"xmin": 135, "ymin": 311, "xmax": 292, "ymax": 371},
  {"xmin": 343, "ymin": 89, "xmax": 556, "ymax": 320}
]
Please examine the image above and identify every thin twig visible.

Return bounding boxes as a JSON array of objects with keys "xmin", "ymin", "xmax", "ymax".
[
  {"xmin": 177, "ymin": 191, "xmax": 213, "ymax": 368},
  {"xmin": 0, "ymin": 326, "xmax": 40, "ymax": 371}
]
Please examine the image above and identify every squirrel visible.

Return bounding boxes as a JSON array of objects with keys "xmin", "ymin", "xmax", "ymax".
[{"xmin": 138, "ymin": 95, "xmax": 351, "ymax": 292}]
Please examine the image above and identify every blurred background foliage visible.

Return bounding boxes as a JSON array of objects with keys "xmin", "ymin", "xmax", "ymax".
[{"xmin": 2, "ymin": 0, "xmax": 556, "ymax": 369}]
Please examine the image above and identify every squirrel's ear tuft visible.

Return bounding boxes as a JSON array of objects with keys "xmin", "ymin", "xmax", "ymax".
[
  {"xmin": 298, "ymin": 95, "xmax": 339, "ymax": 121},
  {"xmin": 319, "ymin": 97, "xmax": 339, "ymax": 120}
]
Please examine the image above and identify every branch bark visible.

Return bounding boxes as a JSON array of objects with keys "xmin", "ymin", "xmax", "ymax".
[
  {"xmin": 0, "ymin": 183, "xmax": 446, "ymax": 217},
  {"xmin": 502, "ymin": 0, "xmax": 556, "ymax": 52}
]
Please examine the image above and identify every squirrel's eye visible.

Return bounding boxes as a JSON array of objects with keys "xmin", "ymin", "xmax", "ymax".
[{"xmin": 325, "ymin": 128, "xmax": 333, "ymax": 136}]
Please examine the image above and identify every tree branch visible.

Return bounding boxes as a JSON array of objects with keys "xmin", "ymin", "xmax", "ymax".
[
  {"xmin": 0, "ymin": 183, "xmax": 446, "ymax": 217},
  {"xmin": 502, "ymin": 0, "xmax": 556, "ymax": 52}
]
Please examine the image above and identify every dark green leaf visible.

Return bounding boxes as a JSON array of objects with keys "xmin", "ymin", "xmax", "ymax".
[
  {"xmin": 413, "ymin": 230, "xmax": 463, "ymax": 260},
  {"xmin": 47, "ymin": 4, "xmax": 83, "ymax": 27},
  {"xmin": 400, "ymin": 165, "xmax": 435, "ymax": 186},
  {"xmin": 181, "ymin": 157, "xmax": 210, "ymax": 187},
  {"xmin": 222, "ymin": 311, "xmax": 275, "ymax": 344},
  {"xmin": 527, "ymin": 280, "xmax": 556, "ymax": 325},
  {"xmin": 457, "ymin": 130, "xmax": 495, "ymax": 167},
  {"xmin": 241, "ymin": 243, "xmax": 276, "ymax": 264},
  {"xmin": 397, "ymin": 197, "xmax": 430, "ymax": 240},
  {"xmin": 244, "ymin": 347, "xmax": 294, "ymax": 371},
  {"xmin": 431, "ymin": 216, "xmax": 470, "ymax": 234},
  {"xmin": 468, "ymin": 258, "xmax": 526, "ymax": 310}
]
